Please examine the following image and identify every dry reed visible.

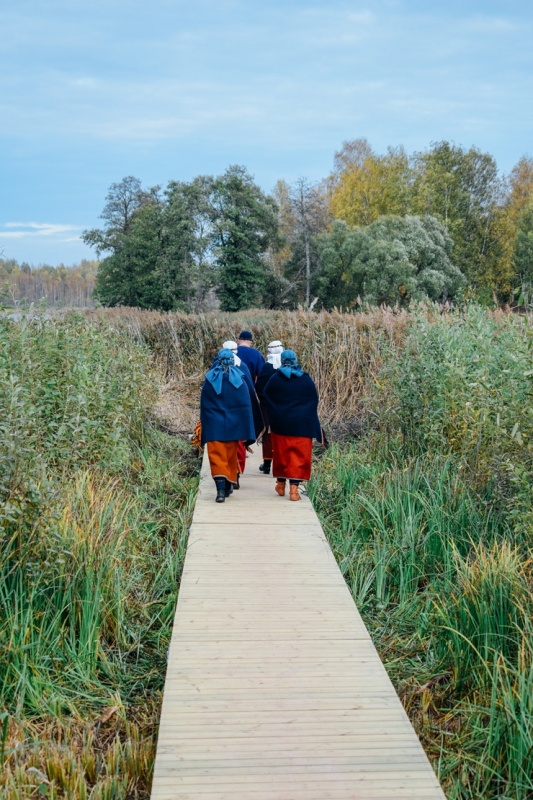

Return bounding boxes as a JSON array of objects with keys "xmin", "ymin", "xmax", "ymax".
[{"xmin": 87, "ymin": 306, "xmax": 412, "ymax": 431}]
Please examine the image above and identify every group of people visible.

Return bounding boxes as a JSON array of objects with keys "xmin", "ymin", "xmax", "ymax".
[{"xmin": 200, "ymin": 330, "xmax": 323, "ymax": 503}]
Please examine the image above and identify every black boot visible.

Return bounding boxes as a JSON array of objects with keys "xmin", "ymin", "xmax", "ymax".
[
  {"xmin": 225, "ymin": 479, "xmax": 233, "ymax": 497},
  {"xmin": 215, "ymin": 478, "xmax": 226, "ymax": 503},
  {"xmin": 259, "ymin": 460, "xmax": 272, "ymax": 474}
]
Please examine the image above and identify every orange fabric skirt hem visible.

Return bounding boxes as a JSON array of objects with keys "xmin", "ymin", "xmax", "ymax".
[
  {"xmin": 207, "ymin": 441, "xmax": 239, "ymax": 483},
  {"xmin": 271, "ymin": 433, "xmax": 312, "ymax": 481}
]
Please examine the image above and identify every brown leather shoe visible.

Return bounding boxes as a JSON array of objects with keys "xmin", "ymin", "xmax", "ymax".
[
  {"xmin": 289, "ymin": 484, "xmax": 301, "ymax": 501},
  {"xmin": 275, "ymin": 481, "xmax": 286, "ymax": 497}
]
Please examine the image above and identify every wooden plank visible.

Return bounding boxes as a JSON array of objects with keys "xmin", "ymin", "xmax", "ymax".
[{"xmin": 151, "ymin": 447, "xmax": 445, "ymax": 800}]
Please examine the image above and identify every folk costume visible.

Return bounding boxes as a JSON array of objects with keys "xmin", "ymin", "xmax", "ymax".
[
  {"xmin": 255, "ymin": 341, "xmax": 284, "ymax": 475},
  {"xmin": 200, "ymin": 349, "xmax": 260, "ymax": 503},
  {"xmin": 263, "ymin": 349, "xmax": 322, "ymax": 502},
  {"xmin": 219, "ymin": 341, "xmax": 255, "ymax": 478}
]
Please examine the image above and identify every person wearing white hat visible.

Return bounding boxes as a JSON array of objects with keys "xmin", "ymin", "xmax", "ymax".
[
  {"xmin": 218, "ymin": 340, "xmax": 258, "ymax": 481},
  {"xmin": 255, "ymin": 341, "xmax": 284, "ymax": 474},
  {"xmin": 222, "ymin": 340, "xmax": 242, "ymax": 366}
]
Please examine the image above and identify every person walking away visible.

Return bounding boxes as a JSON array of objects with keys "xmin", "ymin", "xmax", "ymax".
[
  {"xmin": 263, "ymin": 349, "xmax": 323, "ymax": 501},
  {"xmin": 218, "ymin": 339, "xmax": 263, "ymax": 480},
  {"xmin": 255, "ymin": 340, "xmax": 284, "ymax": 475},
  {"xmin": 200, "ymin": 349, "xmax": 257, "ymax": 502},
  {"xmin": 220, "ymin": 340, "xmax": 253, "ymax": 384},
  {"xmin": 236, "ymin": 330, "xmax": 265, "ymax": 383}
]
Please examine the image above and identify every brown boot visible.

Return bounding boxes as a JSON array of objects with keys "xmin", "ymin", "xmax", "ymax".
[
  {"xmin": 289, "ymin": 484, "xmax": 301, "ymax": 501},
  {"xmin": 275, "ymin": 480, "xmax": 286, "ymax": 497}
]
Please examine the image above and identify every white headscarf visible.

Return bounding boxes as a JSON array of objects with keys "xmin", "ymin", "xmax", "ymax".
[
  {"xmin": 222, "ymin": 340, "xmax": 242, "ymax": 366},
  {"xmin": 266, "ymin": 340, "xmax": 284, "ymax": 369}
]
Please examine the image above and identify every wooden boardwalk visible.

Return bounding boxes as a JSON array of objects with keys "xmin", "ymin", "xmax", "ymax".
[{"xmin": 151, "ymin": 447, "xmax": 445, "ymax": 800}]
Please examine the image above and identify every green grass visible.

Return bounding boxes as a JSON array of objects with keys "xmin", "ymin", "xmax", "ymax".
[
  {"xmin": 309, "ymin": 305, "xmax": 533, "ymax": 799},
  {"xmin": 0, "ymin": 313, "xmax": 200, "ymax": 798},
  {"xmin": 2, "ymin": 304, "xmax": 532, "ymax": 798}
]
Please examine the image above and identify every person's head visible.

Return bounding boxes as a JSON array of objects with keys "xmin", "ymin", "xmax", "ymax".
[
  {"xmin": 266, "ymin": 340, "xmax": 284, "ymax": 368},
  {"xmin": 238, "ymin": 330, "xmax": 253, "ymax": 347},
  {"xmin": 206, "ymin": 348, "xmax": 242, "ymax": 394},
  {"xmin": 278, "ymin": 349, "xmax": 304, "ymax": 378},
  {"xmin": 280, "ymin": 349, "xmax": 299, "ymax": 369},
  {"xmin": 222, "ymin": 340, "xmax": 241, "ymax": 366},
  {"xmin": 217, "ymin": 348, "xmax": 235, "ymax": 369}
]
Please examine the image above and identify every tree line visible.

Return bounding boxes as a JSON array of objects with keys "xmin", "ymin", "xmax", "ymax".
[
  {"xmin": 12, "ymin": 137, "xmax": 533, "ymax": 313},
  {"xmin": 0, "ymin": 259, "xmax": 98, "ymax": 308}
]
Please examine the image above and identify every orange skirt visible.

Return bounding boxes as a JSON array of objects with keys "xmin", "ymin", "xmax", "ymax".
[
  {"xmin": 207, "ymin": 441, "xmax": 239, "ymax": 483},
  {"xmin": 271, "ymin": 433, "xmax": 312, "ymax": 481}
]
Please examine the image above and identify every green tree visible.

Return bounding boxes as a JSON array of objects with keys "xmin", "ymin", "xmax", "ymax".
[
  {"xmin": 83, "ymin": 176, "xmax": 166, "ymax": 308},
  {"xmin": 315, "ymin": 221, "xmax": 366, "ymax": 308},
  {"xmin": 412, "ymin": 142, "xmax": 504, "ymax": 296},
  {"xmin": 83, "ymin": 176, "xmax": 149, "ymax": 255},
  {"xmin": 318, "ymin": 215, "xmax": 464, "ymax": 309},
  {"xmin": 261, "ymin": 180, "xmax": 300, "ymax": 309},
  {"xmin": 512, "ymin": 202, "xmax": 533, "ymax": 307},
  {"xmin": 490, "ymin": 156, "xmax": 533, "ymax": 302},
  {"xmin": 85, "ymin": 176, "xmax": 217, "ymax": 311},
  {"xmin": 211, "ymin": 166, "xmax": 279, "ymax": 311},
  {"xmin": 92, "ymin": 193, "xmax": 167, "ymax": 309},
  {"xmin": 158, "ymin": 176, "xmax": 215, "ymax": 311}
]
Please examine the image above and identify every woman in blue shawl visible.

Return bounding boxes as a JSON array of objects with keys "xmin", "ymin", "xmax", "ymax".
[
  {"xmin": 263, "ymin": 350, "xmax": 323, "ymax": 501},
  {"xmin": 200, "ymin": 349, "xmax": 259, "ymax": 503}
]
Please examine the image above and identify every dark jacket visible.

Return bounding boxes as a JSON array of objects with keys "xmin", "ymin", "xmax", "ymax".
[
  {"xmin": 236, "ymin": 345, "xmax": 265, "ymax": 382},
  {"xmin": 263, "ymin": 371, "xmax": 322, "ymax": 440},
  {"xmin": 255, "ymin": 362, "xmax": 275, "ymax": 403},
  {"xmin": 255, "ymin": 362, "xmax": 275, "ymax": 427},
  {"xmin": 200, "ymin": 375, "xmax": 255, "ymax": 446},
  {"xmin": 200, "ymin": 367, "xmax": 264, "ymax": 446}
]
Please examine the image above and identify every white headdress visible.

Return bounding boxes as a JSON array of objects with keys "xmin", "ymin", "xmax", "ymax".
[{"xmin": 267, "ymin": 340, "xmax": 284, "ymax": 368}]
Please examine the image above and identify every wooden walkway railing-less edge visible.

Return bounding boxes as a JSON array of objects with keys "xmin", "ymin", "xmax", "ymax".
[{"xmin": 151, "ymin": 447, "xmax": 446, "ymax": 799}]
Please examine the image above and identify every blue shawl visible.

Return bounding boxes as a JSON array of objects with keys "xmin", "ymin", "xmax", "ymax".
[
  {"xmin": 205, "ymin": 349, "xmax": 244, "ymax": 395},
  {"xmin": 278, "ymin": 349, "xmax": 304, "ymax": 379}
]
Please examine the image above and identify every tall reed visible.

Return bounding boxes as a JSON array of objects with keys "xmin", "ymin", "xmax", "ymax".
[
  {"xmin": 308, "ymin": 305, "xmax": 533, "ymax": 798},
  {"xmin": 1, "ymin": 313, "xmax": 200, "ymax": 798}
]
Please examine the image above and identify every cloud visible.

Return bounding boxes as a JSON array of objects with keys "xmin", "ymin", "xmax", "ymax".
[{"xmin": 1, "ymin": 223, "xmax": 81, "ymax": 240}]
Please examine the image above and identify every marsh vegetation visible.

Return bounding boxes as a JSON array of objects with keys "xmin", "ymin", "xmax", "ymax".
[{"xmin": 1, "ymin": 304, "xmax": 531, "ymax": 798}]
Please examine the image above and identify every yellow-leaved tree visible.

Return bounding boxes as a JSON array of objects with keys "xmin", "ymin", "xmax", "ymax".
[
  {"xmin": 489, "ymin": 156, "xmax": 533, "ymax": 302},
  {"xmin": 329, "ymin": 138, "xmax": 412, "ymax": 227}
]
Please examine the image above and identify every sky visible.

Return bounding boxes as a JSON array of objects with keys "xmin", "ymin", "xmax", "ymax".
[{"xmin": 1, "ymin": 0, "xmax": 532, "ymax": 266}]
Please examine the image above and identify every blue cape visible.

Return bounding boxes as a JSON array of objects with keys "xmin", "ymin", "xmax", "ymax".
[
  {"xmin": 200, "ymin": 356, "xmax": 264, "ymax": 446},
  {"xmin": 205, "ymin": 349, "xmax": 244, "ymax": 394}
]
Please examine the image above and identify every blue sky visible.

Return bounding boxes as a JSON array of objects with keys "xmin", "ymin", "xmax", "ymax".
[{"xmin": 1, "ymin": 0, "xmax": 532, "ymax": 266}]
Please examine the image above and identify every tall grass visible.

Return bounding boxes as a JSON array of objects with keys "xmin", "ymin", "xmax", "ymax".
[
  {"xmin": 88, "ymin": 305, "xmax": 411, "ymax": 428},
  {"xmin": 2, "ymin": 304, "xmax": 531, "ymax": 798},
  {"xmin": 309, "ymin": 305, "xmax": 533, "ymax": 799},
  {"xmin": 0, "ymin": 314, "xmax": 199, "ymax": 798}
]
